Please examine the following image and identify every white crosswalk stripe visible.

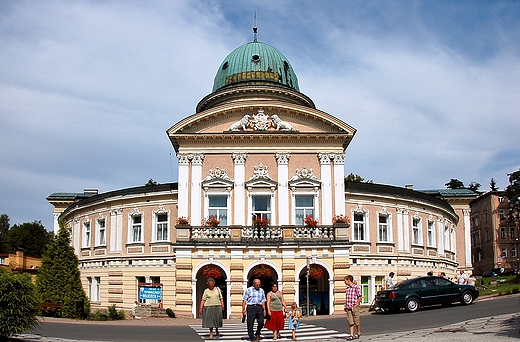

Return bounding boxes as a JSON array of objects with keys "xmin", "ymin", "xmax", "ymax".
[{"xmin": 190, "ymin": 322, "xmax": 349, "ymax": 341}]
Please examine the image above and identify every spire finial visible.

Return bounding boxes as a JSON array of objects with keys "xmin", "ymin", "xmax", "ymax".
[{"xmin": 253, "ymin": 11, "xmax": 258, "ymax": 42}]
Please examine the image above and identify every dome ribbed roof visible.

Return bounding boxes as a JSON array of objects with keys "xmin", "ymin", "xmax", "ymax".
[{"xmin": 212, "ymin": 41, "xmax": 300, "ymax": 92}]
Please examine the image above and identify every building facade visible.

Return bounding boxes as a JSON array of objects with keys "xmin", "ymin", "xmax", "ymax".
[
  {"xmin": 48, "ymin": 33, "xmax": 471, "ymax": 318},
  {"xmin": 470, "ymin": 191, "xmax": 520, "ymax": 276}
]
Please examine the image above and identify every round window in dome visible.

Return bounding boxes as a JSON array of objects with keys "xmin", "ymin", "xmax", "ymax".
[
  {"xmin": 252, "ymin": 54, "xmax": 260, "ymax": 62},
  {"xmin": 222, "ymin": 61, "xmax": 229, "ymax": 70}
]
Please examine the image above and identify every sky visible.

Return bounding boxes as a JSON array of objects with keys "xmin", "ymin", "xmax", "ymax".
[{"xmin": 1, "ymin": 0, "xmax": 520, "ymax": 230}]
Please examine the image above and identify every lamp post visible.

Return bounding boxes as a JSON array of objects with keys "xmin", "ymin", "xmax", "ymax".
[{"xmin": 306, "ymin": 258, "xmax": 310, "ymax": 316}]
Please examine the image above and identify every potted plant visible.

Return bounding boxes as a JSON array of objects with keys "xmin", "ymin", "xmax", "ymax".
[
  {"xmin": 176, "ymin": 216, "xmax": 190, "ymax": 225},
  {"xmin": 202, "ymin": 266, "xmax": 222, "ymax": 279},
  {"xmin": 253, "ymin": 264, "xmax": 272, "ymax": 278},
  {"xmin": 202, "ymin": 216, "xmax": 220, "ymax": 227},
  {"xmin": 304, "ymin": 215, "xmax": 318, "ymax": 228},
  {"xmin": 332, "ymin": 214, "xmax": 350, "ymax": 227},
  {"xmin": 252, "ymin": 217, "xmax": 270, "ymax": 227}
]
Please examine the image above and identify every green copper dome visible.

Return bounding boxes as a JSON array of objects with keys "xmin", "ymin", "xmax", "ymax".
[{"xmin": 212, "ymin": 41, "xmax": 300, "ymax": 92}]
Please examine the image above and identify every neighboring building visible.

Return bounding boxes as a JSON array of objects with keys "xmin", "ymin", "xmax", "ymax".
[
  {"xmin": 47, "ymin": 30, "xmax": 472, "ymax": 317},
  {"xmin": 470, "ymin": 191, "xmax": 520, "ymax": 276},
  {"xmin": 0, "ymin": 249, "xmax": 41, "ymax": 280}
]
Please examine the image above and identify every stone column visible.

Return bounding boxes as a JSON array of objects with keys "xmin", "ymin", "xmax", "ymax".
[
  {"xmin": 402, "ymin": 209, "xmax": 410, "ymax": 252},
  {"xmin": 177, "ymin": 154, "xmax": 191, "ymax": 219},
  {"xmin": 463, "ymin": 209, "xmax": 471, "ymax": 267},
  {"xmin": 397, "ymin": 208, "xmax": 404, "ymax": 252},
  {"xmin": 276, "ymin": 153, "xmax": 290, "ymax": 226},
  {"xmin": 190, "ymin": 154, "xmax": 204, "ymax": 225},
  {"xmin": 232, "ymin": 153, "xmax": 247, "ymax": 226},
  {"xmin": 437, "ymin": 217, "xmax": 445, "ymax": 256},
  {"xmin": 318, "ymin": 153, "xmax": 333, "ymax": 226},
  {"xmin": 110, "ymin": 208, "xmax": 122, "ymax": 253},
  {"xmin": 332, "ymin": 153, "xmax": 346, "ymax": 218}
]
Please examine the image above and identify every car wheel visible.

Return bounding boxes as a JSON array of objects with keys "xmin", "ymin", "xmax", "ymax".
[
  {"xmin": 405, "ymin": 298, "xmax": 420, "ymax": 312},
  {"xmin": 461, "ymin": 291, "xmax": 474, "ymax": 305}
]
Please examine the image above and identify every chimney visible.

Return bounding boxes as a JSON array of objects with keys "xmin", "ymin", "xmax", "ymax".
[
  {"xmin": 84, "ymin": 189, "xmax": 99, "ymax": 195},
  {"xmin": 405, "ymin": 184, "xmax": 413, "ymax": 190}
]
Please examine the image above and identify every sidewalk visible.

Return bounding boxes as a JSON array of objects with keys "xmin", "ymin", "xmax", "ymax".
[{"xmin": 15, "ymin": 311, "xmax": 520, "ymax": 341}]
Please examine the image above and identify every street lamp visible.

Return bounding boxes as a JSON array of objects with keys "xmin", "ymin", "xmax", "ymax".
[{"xmin": 306, "ymin": 258, "xmax": 310, "ymax": 316}]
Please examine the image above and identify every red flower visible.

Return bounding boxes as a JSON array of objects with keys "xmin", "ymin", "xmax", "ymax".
[
  {"xmin": 202, "ymin": 216, "xmax": 220, "ymax": 227},
  {"xmin": 304, "ymin": 216, "xmax": 318, "ymax": 228},
  {"xmin": 332, "ymin": 214, "xmax": 350, "ymax": 225},
  {"xmin": 252, "ymin": 217, "xmax": 270, "ymax": 227},
  {"xmin": 176, "ymin": 216, "xmax": 189, "ymax": 225},
  {"xmin": 202, "ymin": 266, "xmax": 222, "ymax": 279},
  {"xmin": 253, "ymin": 265, "xmax": 272, "ymax": 278},
  {"xmin": 309, "ymin": 266, "xmax": 324, "ymax": 280}
]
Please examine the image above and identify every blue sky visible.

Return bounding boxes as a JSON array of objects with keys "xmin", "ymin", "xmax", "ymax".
[{"xmin": 1, "ymin": 0, "xmax": 519, "ymax": 230}]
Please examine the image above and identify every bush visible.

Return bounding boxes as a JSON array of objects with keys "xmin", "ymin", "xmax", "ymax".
[
  {"xmin": 107, "ymin": 305, "xmax": 125, "ymax": 320},
  {"xmin": 0, "ymin": 268, "xmax": 39, "ymax": 339},
  {"xmin": 88, "ymin": 310, "xmax": 108, "ymax": 321},
  {"xmin": 165, "ymin": 308, "xmax": 176, "ymax": 318}
]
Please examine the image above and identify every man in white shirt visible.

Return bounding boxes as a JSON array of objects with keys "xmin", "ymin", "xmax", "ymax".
[
  {"xmin": 386, "ymin": 272, "xmax": 395, "ymax": 289},
  {"xmin": 458, "ymin": 270, "xmax": 468, "ymax": 285}
]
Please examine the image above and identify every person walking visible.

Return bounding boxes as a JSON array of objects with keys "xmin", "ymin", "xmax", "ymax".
[
  {"xmin": 287, "ymin": 302, "xmax": 301, "ymax": 341},
  {"xmin": 344, "ymin": 275, "xmax": 362, "ymax": 340},
  {"xmin": 467, "ymin": 273, "xmax": 477, "ymax": 286},
  {"xmin": 264, "ymin": 282, "xmax": 286, "ymax": 340},
  {"xmin": 386, "ymin": 272, "xmax": 395, "ymax": 290},
  {"xmin": 199, "ymin": 277, "xmax": 224, "ymax": 340},
  {"xmin": 242, "ymin": 278, "xmax": 267, "ymax": 342}
]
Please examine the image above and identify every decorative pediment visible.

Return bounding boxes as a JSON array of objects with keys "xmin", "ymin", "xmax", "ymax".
[
  {"xmin": 245, "ymin": 163, "xmax": 277, "ymax": 188},
  {"xmin": 288, "ymin": 166, "xmax": 321, "ymax": 187},
  {"xmin": 227, "ymin": 109, "xmax": 298, "ymax": 132},
  {"xmin": 202, "ymin": 167, "xmax": 234, "ymax": 188}
]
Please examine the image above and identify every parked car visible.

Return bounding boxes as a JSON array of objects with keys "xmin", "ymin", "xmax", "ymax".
[
  {"xmin": 482, "ymin": 270, "xmax": 498, "ymax": 277},
  {"xmin": 375, "ymin": 276, "xmax": 479, "ymax": 313},
  {"xmin": 501, "ymin": 268, "xmax": 519, "ymax": 276}
]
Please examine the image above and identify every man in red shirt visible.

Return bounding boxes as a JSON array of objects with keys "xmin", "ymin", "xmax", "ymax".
[{"xmin": 344, "ymin": 275, "xmax": 362, "ymax": 340}]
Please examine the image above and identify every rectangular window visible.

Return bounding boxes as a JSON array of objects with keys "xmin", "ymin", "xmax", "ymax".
[
  {"xmin": 97, "ymin": 219, "xmax": 106, "ymax": 246},
  {"xmin": 83, "ymin": 222, "xmax": 91, "ymax": 248},
  {"xmin": 378, "ymin": 215, "xmax": 388, "ymax": 242},
  {"xmin": 485, "ymin": 229, "xmax": 489, "ymax": 242},
  {"xmin": 512, "ymin": 247, "xmax": 517, "ymax": 258},
  {"xmin": 484, "ymin": 211, "xmax": 488, "ymax": 223},
  {"xmin": 132, "ymin": 215, "xmax": 142, "ymax": 243},
  {"xmin": 500, "ymin": 227, "xmax": 506, "ymax": 239},
  {"xmin": 360, "ymin": 276, "xmax": 369, "ymax": 304},
  {"xmin": 156, "ymin": 214, "xmax": 168, "ymax": 241},
  {"xmin": 137, "ymin": 276, "xmax": 146, "ymax": 303},
  {"xmin": 208, "ymin": 195, "xmax": 228, "ymax": 226},
  {"xmin": 94, "ymin": 277, "xmax": 101, "ymax": 302},
  {"xmin": 87, "ymin": 277, "xmax": 92, "ymax": 299},
  {"xmin": 295, "ymin": 195, "xmax": 314, "ymax": 226},
  {"xmin": 427, "ymin": 221, "xmax": 434, "ymax": 246},
  {"xmin": 252, "ymin": 195, "xmax": 271, "ymax": 222},
  {"xmin": 510, "ymin": 227, "xmax": 516, "ymax": 239},
  {"xmin": 501, "ymin": 248, "xmax": 508, "ymax": 258},
  {"xmin": 412, "ymin": 218, "xmax": 421, "ymax": 245},
  {"xmin": 499, "ymin": 210, "xmax": 505, "ymax": 220},
  {"xmin": 353, "ymin": 213, "xmax": 365, "ymax": 241}
]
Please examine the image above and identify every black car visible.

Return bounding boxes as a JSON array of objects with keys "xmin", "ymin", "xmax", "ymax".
[{"xmin": 375, "ymin": 276, "xmax": 479, "ymax": 313}]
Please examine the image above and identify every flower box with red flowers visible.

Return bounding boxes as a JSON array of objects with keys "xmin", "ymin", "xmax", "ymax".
[
  {"xmin": 202, "ymin": 266, "xmax": 222, "ymax": 279},
  {"xmin": 304, "ymin": 215, "xmax": 319, "ymax": 228},
  {"xmin": 309, "ymin": 266, "xmax": 324, "ymax": 279},
  {"xmin": 253, "ymin": 265, "xmax": 272, "ymax": 278},
  {"xmin": 332, "ymin": 214, "xmax": 350, "ymax": 226},
  {"xmin": 252, "ymin": 217, "xmax": 270, "ymax": 227},
  {"xmin": 202, "ymin": 216, "xmax": 220, "ymax": 227}
]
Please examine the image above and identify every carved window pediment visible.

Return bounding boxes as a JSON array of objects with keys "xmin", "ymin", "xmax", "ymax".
[
  {"xmin": 288, "ymin": 166, "xmax": 321, "ymax": 188},
  {"xmin": 202, "ymin": 167, "xmax": 234, "ymax": 188}
]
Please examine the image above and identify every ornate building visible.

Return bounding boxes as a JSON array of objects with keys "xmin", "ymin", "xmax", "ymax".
[{"xmin": 47, "ymin": 30, "xmax": 470, "ymax": 318}]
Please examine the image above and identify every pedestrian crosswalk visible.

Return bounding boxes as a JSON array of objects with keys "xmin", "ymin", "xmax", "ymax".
[{"xmin": 190, "ymin": 322, "xmax": 349, "ymax": 341}]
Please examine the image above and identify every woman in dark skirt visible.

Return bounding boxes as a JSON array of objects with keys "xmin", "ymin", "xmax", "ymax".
[
  {"xmin": 265, "ymin": 282, "xmax": 287, "ymax": 340},
  {"xmin": 199, "ymin": 277, "xmax": 224, "ymax": 340}
]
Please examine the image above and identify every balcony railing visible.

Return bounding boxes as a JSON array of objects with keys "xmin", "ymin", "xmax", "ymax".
[{"xmin": 176, "ymin": 224, "xmax": 350, "ymax": 245}]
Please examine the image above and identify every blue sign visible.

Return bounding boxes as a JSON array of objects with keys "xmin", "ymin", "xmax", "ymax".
[{"xmin": 139, "ymin": 286, "xmax": 162, "ymax": 300}]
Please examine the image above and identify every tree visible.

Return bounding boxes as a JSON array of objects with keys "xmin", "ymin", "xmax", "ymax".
[
  {"xmin": 489, "ymin": 178, "xmax": 499, "ymax": 191},
  {"xmin": 35, "ymin": 221, "xmax": 89, "ymax": 318},
  {"xmin": 504, "ymin": 169, "xmax": 520, "ymax": 226},
  {"xmin": 468, "ymin": 182, "xmax": 481, "ymax": 192},
  {"xmin": 0, "ymin": 268, "xmax": 38, "ymax": 340},
  {"xmin": 345, "ymin": 173, "xmax": 372, "ymax": 183},
  {"xmin": 445, "ymin": 179, "xmax": 465, "ymax": 189},
  {"xmin": 0, "ymin": 214, "xmax": 9, "ymax": 254},
  {"xmin": 5, "ymin": 220, "xmax": 51, "ymax": 258}
]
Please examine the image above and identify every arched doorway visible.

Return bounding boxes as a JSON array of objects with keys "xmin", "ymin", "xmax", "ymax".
[
  {"xmin": 247, "ymin": 264, "xmax": 278, "ymax": 295},
  {"xmin": 196, "ymin": 265, "xmax": 228, "ymax": 318},
  {"xmin": 298, "ymin": 264, "xmax": 330, "ymax": 315}
]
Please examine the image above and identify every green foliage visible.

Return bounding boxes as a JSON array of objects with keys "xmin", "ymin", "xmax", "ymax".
[
  {"xmin": 165, "ymin": 308, "xmax": 176, "ymax": 318},
  {"xmin": 107, "ymin": 305, "xmax": 125, "ymax": 320},
  {"xmin": 505, "ymin": 169, "xmax": 520, "ymax": 225},
  {"xmin": 345, "ymin": 173, "xmax": 372, "ymax": 183},
  {"xmin": 468, "ymin": 182, "xmax": 481, "ymax": 192},
  {"xmin": 5, "ymin": 220, "xmax": 51, "ymax": 258},
  {"xmin": 0, "ymin": 214, "xmax": 10, "ymax": 254},
  {"xmin": 35, "ymin": 222, "xmax": 89, "ymax": 319},
  {"xmin": 445, "ymin": 178, "xmax": 465, "ymax": 189},
  {"xmin": 0, "ymin": 268, "xmax": 39, "ymax": 338},
  {"xmin": 88, "ymin": 310, "xmax": 108, "ymax": 321}
]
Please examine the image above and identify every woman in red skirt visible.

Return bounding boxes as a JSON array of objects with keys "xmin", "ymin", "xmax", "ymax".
[{"xmin": 265, "ymin": 282, "xmax": 287, "ymax": 340}]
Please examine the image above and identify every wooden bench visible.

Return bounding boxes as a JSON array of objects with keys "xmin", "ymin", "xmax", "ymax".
[{"xmin": 38, "ymin": 302, "xmax": 63, "ymax": 316}]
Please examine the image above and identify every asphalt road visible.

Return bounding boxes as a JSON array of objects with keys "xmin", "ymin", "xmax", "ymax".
[{"xmin": 28, "ymin": 295, "xmax": 519, "ymax": 342}]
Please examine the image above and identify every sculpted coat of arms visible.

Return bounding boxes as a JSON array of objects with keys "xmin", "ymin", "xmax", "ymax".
[{"xmin": 227, "ymin": 109, "xmax": 297, "ymax": 132}]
